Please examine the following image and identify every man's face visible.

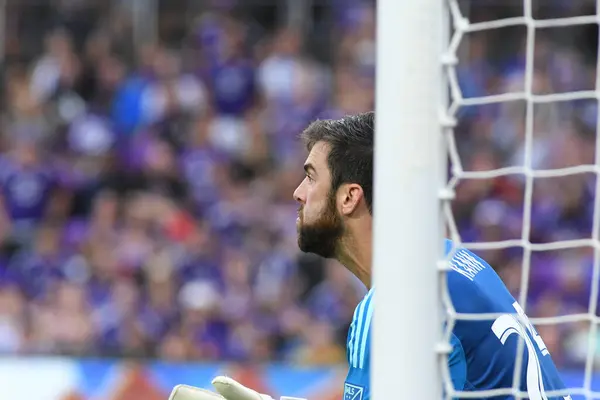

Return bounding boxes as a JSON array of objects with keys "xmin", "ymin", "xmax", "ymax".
[{"xmin": 293, "ymin": 141, "xmax": 343, "ymax": 258}]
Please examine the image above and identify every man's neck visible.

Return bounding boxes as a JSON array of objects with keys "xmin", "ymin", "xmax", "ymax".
[{"xmin": 336, "ymin": 231, "xmax": 372, "ymax": 289}]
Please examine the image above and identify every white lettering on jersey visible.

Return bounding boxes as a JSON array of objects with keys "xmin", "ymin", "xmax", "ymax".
[{"xmin": 449, "ymin": 249, "xmax": 485, "ymax": 281}]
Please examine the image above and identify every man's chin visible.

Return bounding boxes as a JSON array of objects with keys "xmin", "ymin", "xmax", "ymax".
[
  {"xmin": 297, "ymin": 235, "xmax": 336, "ymax": 259},
  {"xmin": 296, "ymin": 236, "xmax": 309, "ymax": 254}
]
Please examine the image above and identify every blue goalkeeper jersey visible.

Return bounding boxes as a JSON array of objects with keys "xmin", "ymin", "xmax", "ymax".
[{"xmin": 344, "ymin": 239, "xmax": 569, "ymax": 400}]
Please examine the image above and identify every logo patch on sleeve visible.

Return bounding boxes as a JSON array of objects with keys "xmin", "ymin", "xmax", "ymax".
[{"xmin": 344, "ymin": 383, "xmax": 364, "ymax": 400}]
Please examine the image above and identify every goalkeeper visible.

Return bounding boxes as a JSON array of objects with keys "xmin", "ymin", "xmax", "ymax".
[{"xmin": 169, "ymin": 112, "xmax": 569, "ymax": 400}]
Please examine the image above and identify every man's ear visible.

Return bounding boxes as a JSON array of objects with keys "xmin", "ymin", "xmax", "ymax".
[{"xmin": 337, "ymin": 183, "xmax": 364, "ymax": 216}]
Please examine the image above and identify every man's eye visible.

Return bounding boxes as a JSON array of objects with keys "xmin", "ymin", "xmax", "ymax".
[{"xmin": 306, "ymin": 174, "xmax": 314, "ymax": 182}]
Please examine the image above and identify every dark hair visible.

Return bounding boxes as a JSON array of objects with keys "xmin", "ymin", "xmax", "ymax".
[{"xmin": 300, "ymin": 111, "xmax": 374, "ymax": 213}]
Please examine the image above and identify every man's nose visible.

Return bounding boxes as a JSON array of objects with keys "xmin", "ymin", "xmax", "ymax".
[{"xmin": 293, "ymin": 180, "xmax": 305, "ymax": 203}]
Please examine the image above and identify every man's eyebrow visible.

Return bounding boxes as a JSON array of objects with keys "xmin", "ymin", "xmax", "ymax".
[{"xmin": 304, "ymin": 163, "xmax": 317, "ymax": 175}]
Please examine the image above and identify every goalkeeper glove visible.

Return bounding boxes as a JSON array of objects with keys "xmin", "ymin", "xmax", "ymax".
[{"xmin": 169, "ymin": 376, "xmax": 306, "ymax": 400}]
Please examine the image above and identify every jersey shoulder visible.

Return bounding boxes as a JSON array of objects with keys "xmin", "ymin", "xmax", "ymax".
[{"xmin": 444, "ymin": 239, "xmax": 515, "ymax": 314}]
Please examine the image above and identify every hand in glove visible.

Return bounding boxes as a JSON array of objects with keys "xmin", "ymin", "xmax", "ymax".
[{"xmin": 169, "ymin": 376, "xmax": 305, "ymax": 400}]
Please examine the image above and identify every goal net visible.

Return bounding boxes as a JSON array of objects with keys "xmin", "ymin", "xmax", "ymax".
[{"xmin": 374, "ymin": 0, "xmax": 600, "ymax": 399}]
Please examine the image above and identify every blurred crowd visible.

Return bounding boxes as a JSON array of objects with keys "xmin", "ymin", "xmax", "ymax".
[
  {"xmin": 0, "ymin": 0, "xmax": 373, "ymax": 365},
  {"xmin": 0, "ymin": 0, "xmax": 600, "ymax": 370}
]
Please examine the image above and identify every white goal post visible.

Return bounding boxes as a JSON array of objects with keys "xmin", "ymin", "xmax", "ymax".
[{"xmin": 372, "ymin": 0, "xmax": 446, "ymax": 400}]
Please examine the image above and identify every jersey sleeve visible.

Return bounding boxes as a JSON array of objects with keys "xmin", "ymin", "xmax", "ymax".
[{"xmin": 449, "ymin": 333, "xmax": 467, "ymax": 393}]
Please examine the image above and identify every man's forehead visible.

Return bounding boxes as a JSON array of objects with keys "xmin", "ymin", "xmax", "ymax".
[{"xmin": 305, "ymin": 141, "xmax": 330, "ymax": 167}]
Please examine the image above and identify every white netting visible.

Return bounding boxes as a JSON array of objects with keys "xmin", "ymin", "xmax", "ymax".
[{"xmin": 440, "ymin": 0, "xmax": 600, "ymax": 399}]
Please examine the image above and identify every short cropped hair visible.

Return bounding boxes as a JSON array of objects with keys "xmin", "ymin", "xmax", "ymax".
[{"xmin": 300, "ymin": 111, "xmax": 374, "ymax": 213}]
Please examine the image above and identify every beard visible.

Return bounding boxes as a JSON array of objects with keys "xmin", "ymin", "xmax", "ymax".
[{"xmin": 297, "ymin": 192, "xmax": 344, "ymax": 259}]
